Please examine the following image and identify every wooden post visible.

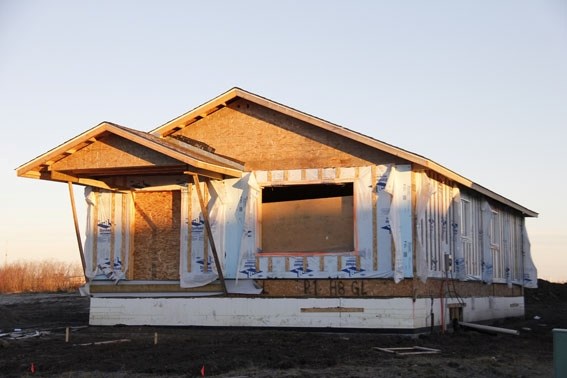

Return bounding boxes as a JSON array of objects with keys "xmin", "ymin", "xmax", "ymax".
[
  {"xmin": 65, "ymin": 327, "xmax": 70, "ymax": 343},
  {"xmin": 68, "ymin": 181, "xmax": 89, "ymax": 282},
  {"xmin": 190, "ymin": 174, "xmax": 227, "ymax": 295}
]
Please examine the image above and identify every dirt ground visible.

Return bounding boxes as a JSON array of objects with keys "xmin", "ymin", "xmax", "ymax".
[{"xmin": 0, "ymin": 280, "xmax": 565, "ymax": 377}]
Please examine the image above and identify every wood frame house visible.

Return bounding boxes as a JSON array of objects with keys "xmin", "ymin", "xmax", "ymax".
[{"xmin": 17, "ymin": 88, "xmax": 538, "ymax": 332}]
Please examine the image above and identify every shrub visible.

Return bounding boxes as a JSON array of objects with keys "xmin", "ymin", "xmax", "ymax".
[{"xmin": 0, "ymin": 260, "xmax": 84, "ymax": 293}]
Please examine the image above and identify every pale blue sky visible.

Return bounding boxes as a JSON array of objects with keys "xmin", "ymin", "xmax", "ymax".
[{"xmin": 1, "ymin": 1, "xmax": 565, "ymax": 280}]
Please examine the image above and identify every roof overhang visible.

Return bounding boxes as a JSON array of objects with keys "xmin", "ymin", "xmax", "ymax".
[
  {"xmin": 151, "ymin": 87, "xmax": 537, "ymax": 217},
  {"xmin": 17, "ymin": 122, "xmax": 244, "ymax": 190}
]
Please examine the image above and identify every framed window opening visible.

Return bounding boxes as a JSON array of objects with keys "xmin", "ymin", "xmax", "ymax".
[
  {"xmin": 461, "ymin": 198, "xmax": 472, "ymax": 239},
  {"xmin": 461, "ymin": 196, "xmax": 479, "ymax": 276},
  {"xmin": 490, "ymin": 210, "xmax": 503, "ymax": 279},
  {"xmin": 260, "ymin": 182, "xmax": 354, "ymax": 255}
]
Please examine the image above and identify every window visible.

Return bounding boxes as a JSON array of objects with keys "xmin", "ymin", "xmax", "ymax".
[
  {"xmin": 461, "ymin": 199, "xmax": 472, "ymax": 238},
  {"xmin": 490, "ymin": 211, "xmax": 501, "ymax": 246},
  {"xmin": 261, "ymin": 183, "xmax": 354, "ymax": 253},
  {"xmin": 491, "ymin": 210, "xmax": 503, "ymax": 278},
  {"xmin": 461, "ymin": 196, "xmax": 479, "ymax": 276}
]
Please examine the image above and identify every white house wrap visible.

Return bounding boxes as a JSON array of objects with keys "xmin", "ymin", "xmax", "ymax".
[{"xmin": 84, "ymin": 187, "xmax": 131, "ymax": 281}]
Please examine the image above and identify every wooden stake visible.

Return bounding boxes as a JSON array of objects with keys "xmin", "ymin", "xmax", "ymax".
[
  {"xmin": 65, "ymin": 327, "xmax": 70, "ymax": 343},
  {"xmin": 74, "ymin": 339, "xmax": 131, "ymax": 346},
  {"xmin": 154, "ymin": 332, "xmax": 158, "ymax": 345},
  {"xmin": 68, "ymin": 181, "xmax": 89, "ymax": 282}
]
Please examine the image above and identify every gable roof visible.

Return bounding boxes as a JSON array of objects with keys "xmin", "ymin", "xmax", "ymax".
[
  {"xmin": 152, "ymin": 87, "xmax": 537, "ymax": 217},
  {"xmin": 17, "ymin": 121, "xmax": 244, "ymax": 189}
]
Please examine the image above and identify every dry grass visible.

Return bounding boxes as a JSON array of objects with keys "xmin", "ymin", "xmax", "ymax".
[{"xmin": 0, "ymin": 260, "xmax": 84, "ymax": 293}]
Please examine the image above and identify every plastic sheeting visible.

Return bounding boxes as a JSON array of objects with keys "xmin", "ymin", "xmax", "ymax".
[
  {"xmin": 83, "ymin": 187, "xmax": 130, "ymax": 282},
  {"xmin": 451, "ymin": 187, "xmax": 465, "ymax": 280},
  {"xmin": 375, "ymin": 165, "xmax": 394, "ymax": 278},
  {"xmin": 481, "ymin": 199, "xmax": 494, "ymax": 284},
  {"xmin": 82, "ymin": 164, "xmax": 536, "ymax": 289},
  {"xmin": 384, "ymin": 165, "xmax": 413, "ymax": 283},
  {"xmin": 235, "ymin": 173, "xmax": 261, "ymax": 281},
  {"xmin": 179, "ymin": 173, "xmax": 261, "ymax": 287},
  {"xmin": 354, "ymin": 167, "xmax": 373, "ymax": 273},
  {"xmin": 522, "ymin": 221, "xmax": 538, "ymax": 288},
  {"xmin": 179, "ymin": 182, "xmax": 218, "ymax": 288},
  {"xmin": 415, "ymin": 171, "xmax": 436, "ymax": 283}
]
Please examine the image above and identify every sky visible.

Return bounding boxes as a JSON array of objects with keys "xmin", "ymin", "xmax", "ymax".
[{"xmin": 0, "ymin": 1, "xmax": 566, "ymax": 281}]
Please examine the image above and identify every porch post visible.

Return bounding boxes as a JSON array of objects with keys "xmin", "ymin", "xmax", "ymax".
[
  {"xmin": 190, "ymin": 173, "xmax": 227, "ymax": 295},
  {"xmin": 68, "ymin": 181, "xmax": 89, "ymax": 282}
]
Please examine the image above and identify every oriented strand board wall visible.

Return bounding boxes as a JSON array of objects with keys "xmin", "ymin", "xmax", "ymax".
[
  {"xmin": 133, "ymin": 191, "xmax": 180, "ymax": 279},
  {"xmin": 175, "ymin": 99, "xmax": 406, "ymax": 171},
  {"xmin": 262, "ymin": 196, "xmax": 354, "ymax": 252},
  {"xmin": 261, "ymin": 278, "xmax": 415, "ymax": 297},
  {"xmin": 52, "ymin": 134, "xmax": 181, "ymax": 171},
  {"xmin": 259, "ymin": 278, "xmax": 522, "ymax": 298}
]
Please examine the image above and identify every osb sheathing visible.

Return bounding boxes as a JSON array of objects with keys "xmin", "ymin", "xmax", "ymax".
[
  {"xmin": 261, "ymin": 278, "xmax": 415, "ymax": 297},
  {"xmin": 52, "ymin": 134, "xmax": 180, "ymax": 171},
  {"xmin": 174, "ymin": 99, "xmax": 407, "ymax": 171},
  {"xmin": 411, "ymin": 279, "xmax": 523, "ymax": 298},
  {"xmin": 259, "ymin": 278, "xmax": 522, "ymax": 298},
  {"xmin": 262, "ymin": 196, "xmax": 354, "ymax": 252},
  {"xmin": 133, "ymin": 191, "xmax": 181, "ymax": 280}
]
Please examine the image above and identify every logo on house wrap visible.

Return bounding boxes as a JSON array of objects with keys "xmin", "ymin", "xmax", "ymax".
[
  {"xmin": 341, "ymin": 257, "xmax": 365, "ymax": 277},
  {"xmin": 376, "ymin": 168, "xmax": 389, "ymax": 193},
  {"xmin": 196, "ymin": 256, "xmax": 213, "ymax": 273},
  {"xmin": 430, "ymin": 258, "xmax": 438, "ymax": 271},
  {"xmin": 524, "ymin": 273, "xmax": 535, "ymax": 285},
  {"xmin": 240, "ymin": 259, "xmax": 262, "ymax": 278},
  {"xmin": 191, "ymin": 216, "xmax": 205, "ymax": 233},
  {"xmin": 290, "ymin": 258, "xmax": 313, "ymax": 277},
  {"xmin": 428, "ymin": 217, "xmax": 435, "ymax": 232},
  {"xmin": 454, "ymin": 257, "xmax": 465, "ymax": 275},
  {"xmin": 481, "ymin": 260, "xmax": 493, "ymax": 278},
  {"xmin": 451, "ymin": 222, "xmax": 459, "ymax": 236},
  {"xmin": 381, "ymin": 217, "xmax": 391, "ymax": 233},
  {"xmin": 97, "ymin": 257, "xmax": 122, "ymax": 282},
  {"xmin": 441, "ymin": 217, "xmax": 447, "ymax": 239},
  {"xmin": 97, "ymin": 219, "xmax": 112, "ymax": 234}
]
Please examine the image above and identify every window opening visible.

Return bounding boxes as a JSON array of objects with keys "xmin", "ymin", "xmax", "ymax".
[
  {"xmin": 261, "ymin": 183, "xmax": 354, "ymax": 253},
  {"xmin": 491, "ymin": 210, "xmax": 503, "ymax": 278}
]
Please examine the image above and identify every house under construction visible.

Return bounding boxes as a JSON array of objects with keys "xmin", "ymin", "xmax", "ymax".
[{"xmin": 17, "ymin": 88, "xmax": 538, "ymax": 332}]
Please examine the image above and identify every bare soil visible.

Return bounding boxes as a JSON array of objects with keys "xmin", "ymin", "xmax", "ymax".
[{"xmin": 0, "ymin": 280, "xmax": 566, "ymax": 377}]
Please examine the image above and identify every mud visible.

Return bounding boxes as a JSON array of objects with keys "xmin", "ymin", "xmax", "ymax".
[{"xmin": 1, "ymin": 280, "xmax": 565, "ymax": 377}]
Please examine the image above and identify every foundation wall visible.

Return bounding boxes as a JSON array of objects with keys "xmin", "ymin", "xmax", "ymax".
[{"xmin": 89, "ymin": 294, "xmax": 524, "ymax": 330}]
